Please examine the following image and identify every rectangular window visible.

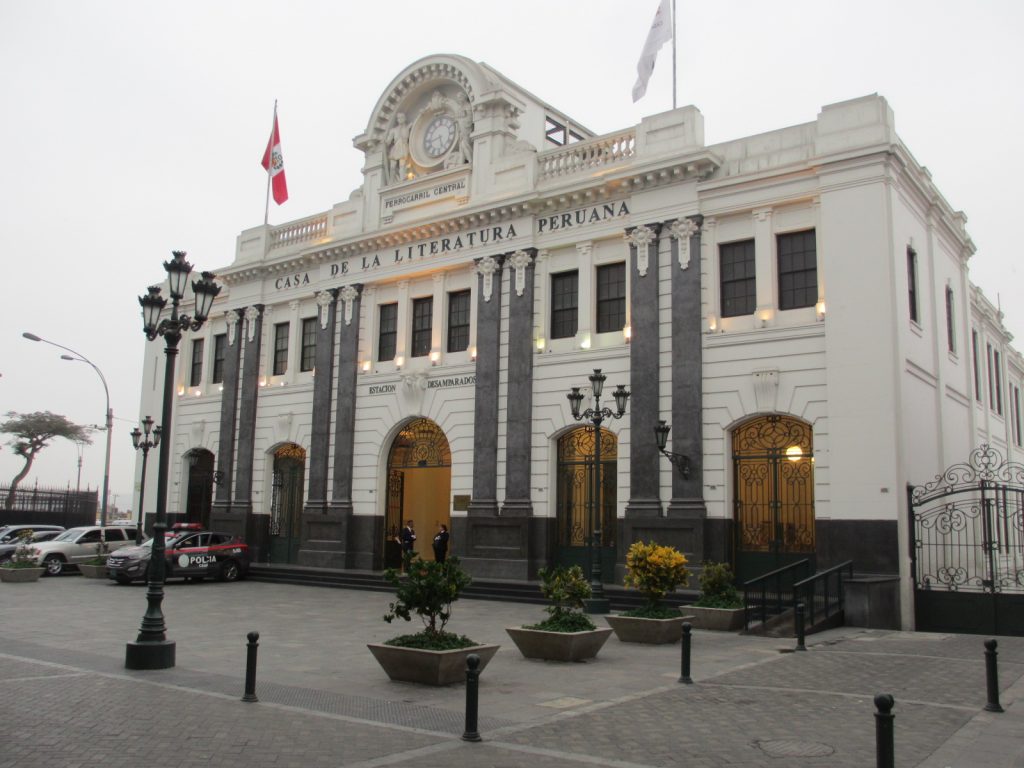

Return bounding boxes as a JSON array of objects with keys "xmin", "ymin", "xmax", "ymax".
[
  {"xmin": 378, "ymin": 303, "xmax": 397, "ymax": 362},
  {"xmin": 411, "ymin": 297, "xmax": 433, "ymax": 357},
  {"xmin": 994, "ymin": 350, "xmax": 1003, "ymax": 415},
  {"xmin": 777, "ymin": 230, "xmax": 817, "ymax": 310},
  {"xmin": 551, "ymin": 271, "xmax": 579, "ymax": 339},
  {"xmin": 300, "ymin": 317, "xmax": 317, "ymax": 372},
  {"xmin": 907, "ymin": 246, "xmax": 919, "ymax": 324},
  {"xmin": 945, "ymin": 286, "xmax": 956, "ymax": 353},
  {"xmin": 720, "ymin": 239, "xmax": 756, "ymax": 318},
  {"xmin": 447, "ymin": 290, "xmax": 470, "ymax": 353},
  {"xmin": 987, "ymin": 343, "xmax": 995, "ymax": 409},
  {"xmin": 272, "ymin": 323, "xmax": 289, "ymax": 376},
  {"xmin": 1013, "ymin": 385, "xmax": 1022, "ymax": 447},
  {"xmin": 212, "ymin": 334, "xmax": 226, "ymax": 385},
  {"xmin": 189, "ymin": 338, "xmax": 204, "ymax": 387},
  {"xmin": 972, "ymin": 330, "xmax": 982, "ymax": 401},
  {"xmin": 596, "ymin": 262, "xmax": 626, "ymax": 333}
]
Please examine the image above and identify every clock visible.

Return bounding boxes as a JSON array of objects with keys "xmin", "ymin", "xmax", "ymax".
[{"xmin": 423, "ymin": 114, "xmax": 456, "ymax": 159}]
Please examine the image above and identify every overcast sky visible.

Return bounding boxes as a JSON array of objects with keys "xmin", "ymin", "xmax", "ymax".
[{"xmin": 1, "ymin": 0, "xmax": 1021, "ymax": 513}]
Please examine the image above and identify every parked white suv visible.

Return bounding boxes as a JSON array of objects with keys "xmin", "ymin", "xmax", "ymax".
[{"xmin": 31, "ymin": 526, "xmax": 134, "ymax": 576}]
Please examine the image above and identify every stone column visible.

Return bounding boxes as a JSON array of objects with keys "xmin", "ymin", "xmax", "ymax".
[
  {"xmin": 234, "ymin": 305, "xmax": 266, "ymax": 558},
  {"xmin": 624, "ymin": 223, "xmax": 663, "ymax": 518},
  {"xmin": 212, "ymin": 309, "xmax": 242, "ymax": 514},
  {"xmin": 302, "ymin": 290, "xmax": 337, "ymax": 514},
  {"xmin": 501, "ymin": 249, "xmax": 536, "ymax": 517}
]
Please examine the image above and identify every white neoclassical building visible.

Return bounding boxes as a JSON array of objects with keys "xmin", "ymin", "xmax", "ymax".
[{"xmin": 136, "ymin": 54, "xmax": 1023, "ymax": 629}]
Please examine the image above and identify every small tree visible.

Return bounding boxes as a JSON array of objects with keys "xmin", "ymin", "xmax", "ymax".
[
  {"xmin": 530, "ymin": 565, "xmax": 596, "ymax": 632},
  {"xmin": 382, "ymin": 553, "xmax": 475, "ymax": 648},
  {"xmin": 2, "ymin": 411, "xmax": 92, "ymax": 510}
]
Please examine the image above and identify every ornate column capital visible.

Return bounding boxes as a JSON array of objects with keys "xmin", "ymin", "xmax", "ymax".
[
  {"xmin": 315, "ymin": 289, "xmax": 337, "ymax": 330},
  {"xmin": 338, "ymin": 284, "xmax": 362, "ymax": 326},
  {"xmin": 507, "ymin": 249, "xmax": 535, "ymax": 297},
  {"xmin": 475, "ymin": 254, "xmax": 505, "ymax": 302},
  {"xmin": 225, "ymin": 309, "xmax": 241, "ymax": 346},
  {"xmin": 624, "ymin": 223, "xmax": 662, "ymax": 278},
  {"xmin": 667, "ymin": 216, "xmax": 703, "ymax": 271},
  {"xmin": 244, "ymin": 305, "xmax": 263, "ymax": 343}
]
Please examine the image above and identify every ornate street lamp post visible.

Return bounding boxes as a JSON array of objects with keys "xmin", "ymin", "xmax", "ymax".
[
  {"xmin": 567, "ymin": 368, "xmax": 630, "ymax": 614},
  {"xmin": 125, "ymin": 251, "xmax": 220, "ymax": 670},
  {"xmin": 130, "ymin": 416, "xmax": 161, "ymax": 545},
  {"xmin": 654, "ymin": 420, "xmax": 691, "ymax": 478}
]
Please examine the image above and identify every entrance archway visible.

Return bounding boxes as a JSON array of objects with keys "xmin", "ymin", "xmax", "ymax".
[
  {"xmin": 185, "ymin": 449, "xmax": 215, "ymax": 528},
  {"xmin": 732, "ymin": 415, "xmax": 815, "ymax": 582},
  {"xmin": 384, "ymin": 419, "xmax": 451, "ymax": 568},
  {"xmin": 555, "ymin": 426, "xmax": 617, "ymax": 575},
  {"xmin": 269, "ymin": 443, "xmax": 306, "ymax": 564}
]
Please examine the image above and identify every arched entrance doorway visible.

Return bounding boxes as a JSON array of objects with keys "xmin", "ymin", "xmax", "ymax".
[
  {"xmin": 185, "ymin": 449, "xmax": 215, "ymax": 529},
  {"xmin": 732, "ymin": 414, "xmax": 815, "ymax": 582},
  {"xmin": 384, "ymin": 419, "xmax": 451, "ymax": 569},
  {"xmin": 269, "ymin": 443, "xmax": 306, "ymax": 564},
  {"xmin": 555, "ymin": 426, "xmax": 617, "ymax": 575}
]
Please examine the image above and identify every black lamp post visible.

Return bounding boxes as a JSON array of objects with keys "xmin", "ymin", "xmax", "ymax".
[
  {"xmin": 567, "ymin": 368, "xmax": 630, "ymax": 614},
  {"xmin": 130, "ymin": 416, "xmax": 161, "ymax": 545},
  {"xmin": 125, "ymin": 251, "xmax": 220, "ymax": 670},
  {"xmin": 654, "ymin": 420, "xmax": 690, "ymax": 478}
]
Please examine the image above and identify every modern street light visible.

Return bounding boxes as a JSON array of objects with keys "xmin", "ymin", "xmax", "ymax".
[
  {"xmin": 130, "ymin": 416, "xmax": 161, "ymax": 545},
  {"xmin": 566, "ymin": 368, "xmax": 630, "ymax": 614},
  {"xmin": 654, "ymin": 420, "xmax": 691, "ymax": 478},
  {"xmin": 22, "ymin": 333, "xmax": 113, "ymax": 532},
  {"xmin": 125, "ymin": 251, "xmax": 220, "ymax": 671}
]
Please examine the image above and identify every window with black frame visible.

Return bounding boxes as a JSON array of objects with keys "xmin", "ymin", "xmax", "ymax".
[
  {"xmin": 551, "ymin": 270, "xmax": 579, "ymax": 339},
  {"xmin": 211, "ymin": 333, "xmax": 226, "ymax": 384},
  {"xmin": 411, "ymin": 297, "xmax": 433, "ymax": 357},
  {"xmin": 189, "ymin": 338, "xmax": 204, "ymax": 387},
  {"xmin": 720, "ymin": 239, "xmax": 756, "ymax": 317},
  {"xmin": 447, "ymin": 290, "xmax": 470, "ymax": 352},
  {"xmin": 300, "ymin": 317, "xmax": 317, "ymax": 372},
  {"xmin": 272, "ymin": 322, "xmax": 289, "ymax": 376},
  {"xmin": 378, "ymin": 303, "xmax": 397, "ymax": 361},
  {"xmin": 596, "ymin": 262, "xmax": 626, "ymax": 333},
  {"xmin": 777, "ymin": 230, "xmax": 817, "ymax": 310}
]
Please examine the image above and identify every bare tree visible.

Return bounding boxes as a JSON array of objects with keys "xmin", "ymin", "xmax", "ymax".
[{"xmin": 2, "ymin": 411, "xmax": 92, "ymax": 510}]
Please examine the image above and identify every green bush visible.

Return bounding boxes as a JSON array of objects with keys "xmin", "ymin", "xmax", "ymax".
[
  {"xmin": 692, "ymin": 561, "xmax": 743, "ymax": 609},
  {"xmin": 2, "ymin": 530, "xmax": 39, "ymax": 569},
  {"xmin": 382, "ymin": 554, "xmax": 475, "ymax": 648},
  {"xmin": 526, "ymin": 565, "xmax": 596, "ymax": 632}
]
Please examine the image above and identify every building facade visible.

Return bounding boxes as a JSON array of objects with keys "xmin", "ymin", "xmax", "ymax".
[{"xmin": 136, "ymin": 54, "xmax": 1024, "ymax": 628}]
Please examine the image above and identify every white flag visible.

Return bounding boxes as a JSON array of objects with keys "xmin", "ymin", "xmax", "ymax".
[{"xmin": 632, "ymin": 0, "xmax": 673, "ymax": 103}]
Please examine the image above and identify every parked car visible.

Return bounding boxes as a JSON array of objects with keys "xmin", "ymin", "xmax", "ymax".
[
  {"xmin": 0, "ymin": 529, "xmax": 62, "ymax": 564},
  {"xmin": 30, "ymin": 526, "xmax": 135, "ymax": 576},
  {"xmin": 0, "ymin": 524, "xmax": 64, "ymax": 544},
  {"xmin": 106, "ymin": 523, "xmax": 249, "ymax": 584}
]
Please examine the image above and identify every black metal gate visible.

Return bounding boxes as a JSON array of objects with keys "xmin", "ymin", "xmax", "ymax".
[{"xmin": 909, "ymin": 445, "xmax": 1024, "ymax": 635}]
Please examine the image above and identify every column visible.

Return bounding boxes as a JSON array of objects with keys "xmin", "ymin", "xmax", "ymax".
[
  {"xmin": 234, "ymin": 304, "xmax": 265, "ymax": 557},
  {"xmin": 303, "ymin": 290, "xmax": 337, "ymax": 514},
  {"xmin": 501, "ymin": 249, "xmax": 536, "ymax": 517},
  {"xmin": 212, "ymin": 309, "xmax": 242, "ymax": 514},
  {"xmin": 330, "ymin": 283, "xmax": 363, "ymax": 515},
  {"xmin": 625, "ymin": 223, "xmax": 662, "ymax": 518}
]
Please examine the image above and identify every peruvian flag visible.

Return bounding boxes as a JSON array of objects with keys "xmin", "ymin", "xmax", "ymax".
[{"xmin": 261, "ymin": 110, "xmax": 288, "ymax": 205}]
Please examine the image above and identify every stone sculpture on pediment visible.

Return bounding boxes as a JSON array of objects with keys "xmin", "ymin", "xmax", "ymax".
[{"xmin": 385, "ymin": 112, "xmax": 411, "ymax": 185}]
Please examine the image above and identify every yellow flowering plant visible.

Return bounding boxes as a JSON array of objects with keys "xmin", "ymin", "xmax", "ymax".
[{"xmin": 623, "ymin": 540, "xmax": 691, "ymax": 618}]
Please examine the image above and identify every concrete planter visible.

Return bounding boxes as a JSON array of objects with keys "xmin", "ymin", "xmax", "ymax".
[
  {"xmin": 77, "ymin": 563, "xmax": 108, "ymax": 579},
  {"xmin": 605, "ymin": 614, "xmax": 686, "ymax": 644},
  {"xmin": 505, "ymin": 626, "xmax": 613, "ymax": 662},
  {"xmin": 685, "ymin": 606, "xmax": 745, "ymax": 632},
  {"xmin": 0, "ymin": 567, "xmax": 45, "ymax": 583},
  {"xmin": 367, "ymin": 642, "xmax": 500, "ymax": 686}
]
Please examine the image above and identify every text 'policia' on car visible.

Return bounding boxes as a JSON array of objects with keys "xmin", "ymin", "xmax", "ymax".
[{"xmin": 105, "ymin": 523, "xmax": 250, "ymax": 584}]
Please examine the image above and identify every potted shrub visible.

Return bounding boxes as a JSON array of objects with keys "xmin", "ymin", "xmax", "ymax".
[
  {"xmin": 78, "ymin": 542, "xmax": 110, "ymax": 579},
  {"xmin": 686, "ymin": 561, "xmax": 745, "ymax": 631},
  {"xmin": 367, "ymin": 553, "xmax": 499, "ymax": 685},
  {"xmin": 0, "ymin": 530, "xmax": 46, "ymax": 583},
  {"xmin": 606, "ymin": 540, "xmax": 691, "ymax": 643},
  {"xmin": 506, "ymin": 565, "xmax": 613, "ymax": 662}
]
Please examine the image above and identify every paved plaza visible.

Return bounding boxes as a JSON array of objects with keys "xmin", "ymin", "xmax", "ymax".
[{"xmin": 1, "ymin": 576, "xmax": 1022, "ymax": 767}]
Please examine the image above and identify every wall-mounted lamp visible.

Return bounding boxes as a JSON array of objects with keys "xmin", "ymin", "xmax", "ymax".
[
  {"xmin": 429, "ymin": 350, "xmax": 440, "ymax": 365},
  {"xmin": 706, "ymin": 313, "xmax": 718, "ymax": 332},
  {"xmin": 469, "ymin": 347, "xmax": 477, "ymax": 361},
  {"xmin": 578, "ymin": 333, "xmax": 591, "ymax": 350},
  {"xmin": 194, "ymin": 390, "xmax": 201, "ymax": 397},
  {"xmin": 177, "ymin": 386, "xmax": 185, "ymax": 396},
  {"xmin": 654, "ymin": 420, "xmax": 690, "ymax": 479},
  {"xmin": 757, "ymin": 308, "xmax": 773, "ymax": 328},
  {"xmin": 394, "ymin": 355, "xmax": 404, "ymax": 369},
  {"xmin": 535, "ymin": 337, "xmax": 546, "ymax": 352},
  {"xmin": 623, "ymin": 325, "xmax": 632, "ymax": 343},
  {"xmin": 361, "ymin": 360, "xmax": 371, "ymax": 373},
  {"xmin": 212, "ymin": 470, "xmax": 225, "ymax": 486},
  {"xmin": 258, "ymin": 377, "xmax": 267, "ymax": 387},
  {"xmin": 815, "ymin": 300, "xmax": 826, "ymax": 321}
]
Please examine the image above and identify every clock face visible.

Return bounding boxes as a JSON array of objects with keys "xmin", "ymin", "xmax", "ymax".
[{"xmin": 423, "ymin": 114, "xmax": 456, "ymax": 159}]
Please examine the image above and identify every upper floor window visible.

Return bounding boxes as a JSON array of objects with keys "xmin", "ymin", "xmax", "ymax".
[
  {"xmin": 212, "ymin": 333, "xmax": 226, "ymax": 385},
  {"xmin": 596, "ymin": 262, "xmax": 626, "ymax": 333},
  {"xmin": 411, "ymin": 297, "xmax": 433, "ymax": 358},
  {"xmin": 907, "ymin": 246, "xmax": 919, "ymax": 324},
  {"xmin": 972, "ymin": 330, "xmax": 982, "ymax": 402},
  {"xmin": 945, "ymin": 286, "xmax": 956, "ymax": 353},
  {"xmin": 300, "ymin": 317, "xmax": 317, "ymax": 372},
  {"xmin": 447, "ymin": 290, "xmax": 470, "ymax": 353},
  {"xmin": 189, "ymin": 338, "xmax": 204, "ymax": 387},
  {"xmin": 551, "ymin": 271, "xmax": 579, "ymax": 339},
  {"xmin": 993, "ymin": 349, "xmax": 1004, "ymax": 416},
  {"xmin": 720, "ymin": 239, "xmax": 756, "ymax": 318},
  {"xmin": 272, "ymin": 322, "xmax": 289, "ymax": 376},
  {"xmin": 378, "ymin": 304, "xmax": 397, "ymax": 362},
  {"xmin": 1013, "ymin": 385, "xmax": 1022, "ymax": 447},
  {"xmin": 777, "ymin": 230, "xmax": 817, "ymax": 310}
]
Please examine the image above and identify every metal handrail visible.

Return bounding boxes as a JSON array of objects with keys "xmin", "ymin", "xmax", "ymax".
[
  {"xmin": 792, "ymin": 560, "xmax": 854, "ymax": 628},
  {"xmin": 743, "ymin": 559, "xmax": 811, "ymax": 631}
]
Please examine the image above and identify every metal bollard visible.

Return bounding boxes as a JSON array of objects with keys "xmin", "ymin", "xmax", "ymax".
[
  {"xmin": 984, "ymin": 639, "xmax": 1004, "ymax": 713},
  {"xmin": 462, "ymin": 653, "xmax": 482, "ymax": 742},
  {"xmin": 242, "ymin": 631, "xmax": 260, "ymax": 703},
  {"xmin": 874, "ymin": 693, "xmax": 894, "ymax": 768},
  {"xmin": 795, "ymin": 602, "xmax": 807, "ymax": 651},
  {"xmin": 679, "ymin": 622, "xmax": 693, "ymax": 684}
]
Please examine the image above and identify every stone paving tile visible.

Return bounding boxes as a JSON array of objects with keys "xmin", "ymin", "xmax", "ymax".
[{"xmin": 816, "ymin": 630, "xmax": 1024, "ymax": 665}]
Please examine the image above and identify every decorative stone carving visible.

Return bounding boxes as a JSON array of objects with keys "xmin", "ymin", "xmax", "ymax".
[
  {"xmin": 400, "ymin": 372, "xmax": 428, "ymax": 414},
  {"xmin": 508, "ymin": 250, "xmax": 532, "ymax": 297},
  {"xmin": 668, "ymin": 218, "xmax": 700, "ymax": 270},
  {"xmin": 385, "ymin": 112, "xmax": 411, "ymax": 185},
  {"xmin": 476, "ymin": 255, "xmax": 500, "ymax": 302},
  {"xmin": 190, "ymin": 420, "xmax": 206, "ymax": 445},
  {"xmin": 316, "ymin": 291, "xmax": 334, "ymax": 330},
  {"xmin": 626, "ymin": 225, "xmax": 658, "ymax": 277},
  {"xmin": 244, "ymin": 306, "xmax": 261, "ymax": 343},
  {"xmin": 274, "ymin": 411, "xmax": 294, "ymax": 445},
  {"xmin": 445, "ymin": 91, "xmax": 474, "ymax": 168},
  {"xmin": 226, "ymin": 309, "xmax": 240, "ymax": 346},
  {"xmin": 753, "ymin": 369, "xmax": 779, "ymax": 412},
  {"xmin": 339, "ymin": 284, "xmax": 360, "ymax": 326}
]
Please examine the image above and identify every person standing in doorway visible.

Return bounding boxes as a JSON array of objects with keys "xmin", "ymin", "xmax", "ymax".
[
  {"xmin": 399, "ymin": 519, "xmax": 417, "ymax": 559},
  {"xmin": 432, "ymin": 524, "xmax": 449, "ymax": 563}
]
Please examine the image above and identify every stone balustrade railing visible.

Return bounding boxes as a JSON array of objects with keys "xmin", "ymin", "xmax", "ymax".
[
  {"xmin": 270, "ymin": 213, "xmax": 329, "ymax": 250},
  {"xmin": 537, "ymin": 129, "xmax": 636, "ymax": 182}
]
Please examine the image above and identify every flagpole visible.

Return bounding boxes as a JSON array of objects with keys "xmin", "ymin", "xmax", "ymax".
[
  {"xmin": 671, "ymin": 0, "xmax": 677, "ymax": 109},
  {"xmin": 264, "ymin": 100, "xmax": 276, "ymax": 227}
]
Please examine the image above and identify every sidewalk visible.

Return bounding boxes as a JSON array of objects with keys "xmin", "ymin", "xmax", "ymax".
[{"xmin": 1, "ymin": 577, "xmax": 1021, "ymax": 767}]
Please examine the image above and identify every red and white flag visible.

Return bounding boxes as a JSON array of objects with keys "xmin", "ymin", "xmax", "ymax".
[{"xmin": 261, "ymin": 109, "xmax": 288, "ymax": 205}]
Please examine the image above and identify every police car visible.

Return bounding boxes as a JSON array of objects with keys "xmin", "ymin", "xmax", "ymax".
[{"xmin": 106, "ymin": 523, "xmax": 249, "ymax": 584}]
